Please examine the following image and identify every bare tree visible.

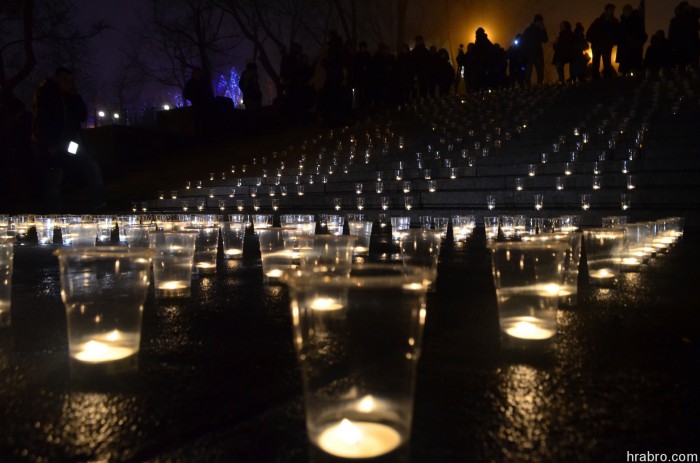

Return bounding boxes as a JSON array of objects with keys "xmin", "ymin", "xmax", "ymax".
[
  {"xmin": 0, "ymin": 0, "xmax": 107, "ymax": 96},
  {"xmin": 138, "ymin": 0, "xmax": 240, "ymax": 94}
]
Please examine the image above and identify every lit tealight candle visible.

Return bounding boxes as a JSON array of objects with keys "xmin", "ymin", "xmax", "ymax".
[
  {"xmin": 309, "ymin": 297, "xmax": 343, "ymax": 311},
  {"xmin": 73, "ymin": 330, "xmax": 136, "ymax": 363},
  {"xmin": 589, "ymin": 268, "xmax": 616, "ymax": 279},
  {"xmin": 503, "ymin": 316, "xmax": 556, "ymax": 340},
  {"xmin": 196, "ymin": 262, "xmax": 215, "ymax": 269},
  {"xmin": 266, "ymin": 269, "xmax": 284, "ymax": 278},
  {"xmin": 225, "ymin": 249, "xmax": 242, "ymax": 257},
  {"xmin": 158, "ymin": 281, "xmax": 188, "ymax": 290},
  {"xmin": 621, "ymin": 257, "xmax": 640, "ymax": 267},
  {"xmin": 353, "ymin": 246, "xmax": 368, "ymax": 254},
  {"xmin": 317, "ymin": 419, "xmax": 402, "ymax": 459}
]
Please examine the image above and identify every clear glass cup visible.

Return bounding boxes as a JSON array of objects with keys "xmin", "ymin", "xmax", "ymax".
[
  {"xmin": 187, "ymin": 226, "xmax": 219, "ymax": 274},
  {"xmin": 348, "ymin": 221, "xmax": 373, "ymax": 257},
  {"xmin": 452, "ymin": 215, "xmax": 475, "ymax": 241},
  {"xmin": 252, "ymin": 214, "xmax": 274, "ymax": 230},
  {"xmin": 123, "ymin": 224, "xmax": 153, "ymax": 249},
  {"xmin": 534, "ymin": 194, "xmax": 543, "ymax": 210},
  {"xmin": 399, "ymin": 230, "xmax": 442, "ymax": 289},
  {"xmin": 286, "ymin": 265, "xmax": 428, "ymax": 461},
  {"xmin": 486, "ymin": 195, "xmax": 496, "ymax": 210},
  {"xmin": 0, "ymin": 236, "xmax": 14, "ymax": 327},
  {"xmin": 319, "ymin": 215, "xmax": 344, "ymax": 236},
  {"xmin": 523, "ymin": 232, "xmax": 581, "ymax": 307},
  {"xmin": 622, "ymin": 223, "xmax": 652, "ymax": 270},
  {"xmin": 70, "ymin": 223, "xmax": 98, "ymax": 247},
  {"xmin": 35, "ymin": 216, "xmax": 57, "ymax": 245},
  {"xmin": 584, "ymin": 228, "xmax": 626, "ymax": 286},
  {"xmin": 390, "ymin": 217, "xmax": 411, "ymax": 243},
  {"xmin": 96, "ymin": 217, "xmax": 114, "ymax": 244},
  {"xmin": 280, "ymin": 215, "xmax": 315, "ymax": 236},
  {"xmin": 56, "ymin": 247, "xmax": 153, "ymax": 375},
  {"xmin": 489, "ymin": 241, "xmax": 567, "ymax": 351},
  {"xmin": 58, "ymin": 216, "xmax": 82, "ymax": 246},
  {"xmin": 222, "ymin": 215, "xmax": 246, "ymax": 259},
  {"xmin": 10, "ymin": 215, "xmax": 35, "ymax": 240},
  {"xmin": 580, "ymin": 194, "xmax": 591, "ymax": 211},
  {"xmin": 257, "ymin": 228, "xmax": 296, "ymax": 283},
  {"xmin": 515, "ymin": 178, "xmax": 525, "ymax": 191},
  {"xmin": 117, "ymin": 215, "xmax": 140, "ymax": 243},
  {"xmin": 484, "ymin": 216, "xmax": 500, "ymax": 241},
  {"xmin": 298, "ymin": 235, "xmax": 355, "ymax": 277},
  {"xmin": 150, "ymin": 231, "xmax": 197, "ymax": 298}
]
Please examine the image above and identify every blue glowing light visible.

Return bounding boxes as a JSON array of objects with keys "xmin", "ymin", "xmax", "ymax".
[{"xmin": 217, "ymin": 66, "xmax": 243, "ymax": 107}]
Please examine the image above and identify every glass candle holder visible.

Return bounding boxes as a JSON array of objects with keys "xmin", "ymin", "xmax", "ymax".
[
  {"xmin": 298, "ymin": 235, "xmax": 355, "ymax": 277},
  {"xmin": 402, "ymin": 181, "xmax": 411, "ymax": 194},
  {"xmin": 489, "ymin": 241, "xmax": 567, "ymax": 351},
  {"xmin": 584, "ymin": 228, "xmax": 626, "ymax": 286},
  {"xmin": 390, "ymin": 217, "xmax": 411, "ymax": 243},
  {"xmin": 55, "ymin": 247, "xmax": 153, "ymax": 375},
  {"xmin": 622, "ymin": 223, "xmax": 652, "ymax": 270},
  {"xmin": 334, "ymin": 197, "xmax": 342, "ymax": 211},
  {"xmin": 564, "ymin": 163, "xmax": 574, "ymax": 176},
  {"xmin": 486, "ymin": 195, "xmax": 496, "ymax": 210},
  {"xmin": 186, "ymin": 225, "xmax": 219, "ymax": 274},
  {"xmin": 433, "ymin": 218, "xmax": 449, "ymax": 239},
  {"xmin": 117, "ymin": 215, "xmax": 140, "ymax": 244},
  {"xmin": 222, "ymin": 215, "xmax": 246, "ymax": 259},
  {"xmin": 123, "ymin": 224, "xmax": 153, "ymax": 249},
  {"xmin": 621, "ymin": 193, "xmax": 631, "ymax": 211},
  {"xmin": 428, "ymin": 180, "xmax": 437, "ymax": 193},
  {"xmin": 0, "ymin": 236, "xmax": 14, "ymax": 327},
  {"xmin": 452, "ymin": 215, "xmax": 475, "ymax": 241},
  {"xmin": 523, "ymin": 232, "xmax": 581, "ymax": 307},
  {"xmin": 258, "ymin": 228, "xmax": 297, "ymax": 283},
  {"xmin": 355, "ymin": 183, "xmax": 363, "ymax": 195},
  {"xmin": 540, "ymin": 152, "xmax": 549, "ymax": 164},
  {"xmin": 286, "ymin": 264, "xmax": 428, "ymax": 461},
  {"xmin": 357, "ymin": 197, "xmax": 366, "ymax": 211},
  {"xmin": 515, "ymin": 178, "xmax": 525, "ymax": 191},
  {"xmin": 580, "ymin": 194, "xmax": 591, "ymax": 211},
  {"xmin": 96, "ymin": 217, "xmax": 114, "ymax": 244},
  {"xmin": 348, "ymin": 221, "xmax": 373, "ymax": 257},
  {"xmin": 70, "ymin": 223, "xmax": 98, "ymax": 247},
  {"xmin": 499, "ymin": 216, "xmax": 515, "ymax": 239},
  {"xmin": 150, "ymin": 231, "xmax": 197, "ymax": 298},
  {"xmin": 381, "ymin": 197, "xmax": 390, "ymax": 211},
  {"xmin": 592, "ymin": 176, "xmax": 602, "ymax": 190},
  {"xmin": 484, "ymin": 216, "xmax": 500, "ymax": 241},
  {"xmin": 404, "ymin": 196, "xmax": 413, "ymax": 211},
  {"xmin": 528, "ymin": 164, "xmax": 537, "ymax": 177},
  {"xmin": 35, "ymin": 216, "xmax": 57, "ymax": 245},
  {"xmin": 321, "ymin": 215, "xmax": 344, "ymax": 236},
  {"xmin": 399, "ymin": 230, "xmax": 442, "ymax": 289},
  {"xmin": 534, "ymin": 194, "xmax": 544, "ymax": 210},
  {"xmin": 253, "ymin": 214, "xmax": 274, "ymax": 231}
]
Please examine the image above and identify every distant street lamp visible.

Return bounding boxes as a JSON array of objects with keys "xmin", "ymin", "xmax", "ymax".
[
  {"xmin": 113, "ymin": 113, "xmax": 120, "ymax": 119},
  {"xmin": 163, "ymin": 104, "xmax": 170, "ymax": 110},
  {"xmin": 98, "ymin": 111, "xmax": 105, "ymax": 118}
]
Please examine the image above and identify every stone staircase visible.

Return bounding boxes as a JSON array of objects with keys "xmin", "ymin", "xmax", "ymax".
[{"xmin": 147, "ymin": 73, "xmax": 700, "ymax": 227}]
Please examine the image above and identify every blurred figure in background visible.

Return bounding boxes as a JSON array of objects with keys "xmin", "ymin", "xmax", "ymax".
[
  {"xmin": 507, "ymin": 34, "xmax": 526, "ymax": 87},
  {"xmin": 616, "ymin": 3, "xmax": 647, "ymax": 74},
  {"xmin": 239, "ymin": 62, "xmax": 263, "ymax": 110},
  {"xmin": 552, "ymin": 21, "xmax": 576, "ymax": 82},
  {"xmin": 571, "ymin": 23, "xmax": 591, "ymax": 80},
  {"xmin": 32, "ymin": 67, "xmax": 104, "ymax": 211},
  {"xmin": 587, "ymin": 4, "xmax": 620, "ymax": 78},
  {"xmin": 668, "ymin": 1, "xmax": 700, "ymax": 68},
  {"xmin": 521, "ymin": 14, "xmax": 549, "ymax": 88},
  {"xmin": 645, "ymin": 30, "xmax": 674, "ymax": 72}
]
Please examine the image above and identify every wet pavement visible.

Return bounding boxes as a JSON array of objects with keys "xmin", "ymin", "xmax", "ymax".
[{"xmin": 0, "ymin": 229, "xmax": 699, "ymax": 462}]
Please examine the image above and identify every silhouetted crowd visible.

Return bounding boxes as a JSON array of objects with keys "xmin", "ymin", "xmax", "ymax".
[{"xmin": 269, "ymin": 1, "xmax": 699, "ymax": 125}]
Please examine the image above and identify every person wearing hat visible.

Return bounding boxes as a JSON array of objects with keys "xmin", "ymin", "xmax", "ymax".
[{"xmin": 521, "ymin": 14, "xmax": 549, "ymax": 88}]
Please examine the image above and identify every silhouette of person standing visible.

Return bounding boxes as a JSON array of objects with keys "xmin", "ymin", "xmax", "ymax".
[
  {"xmin": 587, "ymin": 4, "xmax": 620, "ymax": 78},
  {"xmin": 553, "ymin": 21, "xmax": 577, "ymax": 82},
  {"xmin": 410, "ymin": 36, "xmax": 431, "ymax": 97},
  {"xmin": 521, "ymin": 14, "xmax": 549, "ymax": 89},
  {"xmin": 239, "ymin": 62, "xmax": 263, "ymax": 109},
  {"xmin": 645, "ymin": 30, "xmax": 673, "ymax": 72},
  {"xmin": 32, "ymin": 67, "xmax": 104, "ymax": 211},
  {"xmin": 507, "ymin": 34, "xmax": 526, "ymax": 87},
  {"xmin": 473, "ymin": 28, "xmax": 494, "ymax": 90},
  {"xmin": 616, "ymin": 3, "xmax": 648, "ymax": 74},
  {"xmin": 571, "ymin": 23, "xmax": 591, "ymax": 80},
  {"xmin": 183, "ymin": 67, "xmax": 214, "ymax": 136},
  {"xmin": 668, "ymin": 1, "xmax": 700, "ymax": 68}
]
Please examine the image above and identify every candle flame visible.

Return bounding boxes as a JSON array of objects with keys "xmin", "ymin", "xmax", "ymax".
[
  {"xmin": 338, "ymin": 419, "xmax": 362, "ymax": 445},
  {"xmin": 357, "ymin": 395, "xmax": 375, "ymax": 413},
  {"xmin": 309, "ymin": 297, "xmax": 343, "ymax": 311},
  {"xmin": 505, "ymin": 318, "xmax": 555, "ymax": 340}
]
